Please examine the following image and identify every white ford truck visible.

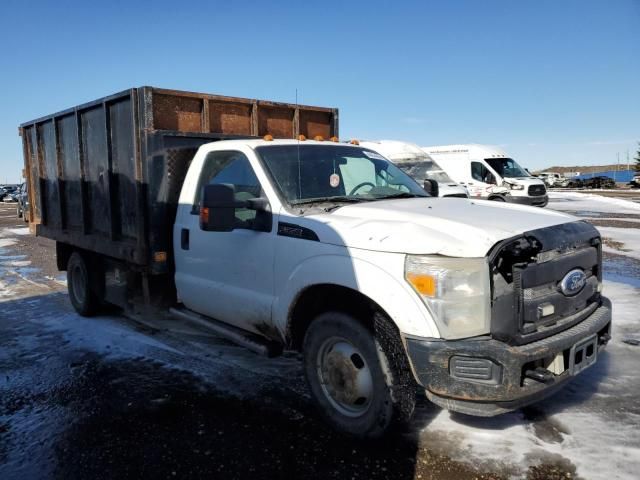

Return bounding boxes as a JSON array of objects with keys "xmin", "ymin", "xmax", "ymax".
[{"xmin": 21, "ymin": 88, "xmax": 612, "ymax": 438}]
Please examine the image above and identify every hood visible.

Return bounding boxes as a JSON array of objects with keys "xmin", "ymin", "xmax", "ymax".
[
  {"xmin": 300, "ymin": 198, "xmax": 575, "ymax": 257},
  {"xmin": 504, "ymin": 177, "xmax": 545, "ymax": 185}
]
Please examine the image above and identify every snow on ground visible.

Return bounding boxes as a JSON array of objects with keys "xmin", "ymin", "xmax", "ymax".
[
  {"xmin": 5, "ymin": 227, "xmax": 30, "ymax": 235},
  {"xmin": 598, "ymin": 226, "xmax": 640, "ymax": 260},
  {"xmin": 548, "ymin": 191, "xmax": 640, "ymax": 215},
  {"xmin": 548, "ymin": 192, "xmax": 640, "ymax": 261},
  {"xmin": 416, "ymin": 279, "xmax": 640, "ymax": 480}
]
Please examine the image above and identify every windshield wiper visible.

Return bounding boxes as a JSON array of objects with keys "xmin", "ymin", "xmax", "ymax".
[
  {"xmin": 371, "ymin": 192, "xmax": 429, "ymax": 200},
  {"xmin": 290, "ymin": 196, "xmax": 368, "ymax": 206}
]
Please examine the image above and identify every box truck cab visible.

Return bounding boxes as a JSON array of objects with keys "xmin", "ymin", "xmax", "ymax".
[
  {"xmin": 423, "ymin": 144, "xmax": 548, "ymax": 207},
  {"xmin": 21, "ymin": 88, "xmax": 611, "ymax": 439},
  {"xmin": 358, "ymin": 140, "xmax": 468, "ymax": 198}
]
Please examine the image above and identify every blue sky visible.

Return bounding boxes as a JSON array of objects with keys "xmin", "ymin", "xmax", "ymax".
[{"xmin": 1, "ymin": 0, "xmax": 638, "ymax": 182}]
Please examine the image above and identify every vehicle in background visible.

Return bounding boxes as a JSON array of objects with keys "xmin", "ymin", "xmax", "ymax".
[
  {"xmin": 423, "ymin": 144, "xmax": 548, "ymax": 207},
  {"xmin": 630, "ymin": 174, "xmax": 640, "ymax": 189},
  {"xmin": 538, "ymin": 172, "xmax": 569, "ymax": 188},
  {"xmin": 16, "ymin": 183, "xmax": 28, "ymax": 220},
  {"xmin": 583, "ymin": 176, "xmax": 616, "ymax": 189},
  {"xmin": 21, "ymin": 87, "xmax": 611, "ymax": 438},
  {"xmin": 567, "ymin": 178, "xmax": 585, "ymax": 189},
  {"xmin": 1, "ymin": 185, "xmax": 19, "ymax": 202},
  {"xmin": 358, "ymin": 140, "xmax": 468, "ymax": 198}
]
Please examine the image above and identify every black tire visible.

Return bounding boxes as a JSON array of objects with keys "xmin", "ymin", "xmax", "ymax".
[
  {"xmin": 23, "ymin": 208, "xmax": 29, "ymax": 223},
  {"xmin": 67, "ymin": 252, "xmax": 100, "ymax": 316},
  {"xmin": 489, "ymin": 196, "xmax": 506, "ymax": 202},
  {"xmin": 16, "ymin": 204, "xmax": 22, "ymax": 219},
  {"xmin": 302, "ymin": 311, "xmax": 416, "ymax": 438}
]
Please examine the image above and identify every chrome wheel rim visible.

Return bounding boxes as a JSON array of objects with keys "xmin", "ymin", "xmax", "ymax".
[{"xmin": 316, "ymin": 336, "xmax": 374, "ymax": 417}]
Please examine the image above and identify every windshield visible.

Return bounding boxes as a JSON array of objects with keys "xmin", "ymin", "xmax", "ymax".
[
  {"xmin": 396, "ymin": 159, "xmax": 454, "ymax": 183},
  {"xmin": 485, "ymin": 157, "xmax": 529, "ymax": 178},
  {"xmin": 256, "ymin": 145, "xmax": 428, "ymax": 205}
]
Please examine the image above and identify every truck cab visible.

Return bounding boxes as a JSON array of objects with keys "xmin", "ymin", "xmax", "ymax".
[
  {"xmin": 358, "ymin": 140, "xmax": 468, "ymax": 198},
  {"xmin": 423, "ymin": 144, "xmax": 548, "ymax": 207}
]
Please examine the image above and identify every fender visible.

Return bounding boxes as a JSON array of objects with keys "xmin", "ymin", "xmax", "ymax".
[{"xmin": 272, "ymin": 251, "xmax": 441, "ymax": 340}]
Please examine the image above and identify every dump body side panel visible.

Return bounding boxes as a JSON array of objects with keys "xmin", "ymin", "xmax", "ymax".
[{"xmin": 20, "ymin": 86, "xmax": 338, "ymax": 273}]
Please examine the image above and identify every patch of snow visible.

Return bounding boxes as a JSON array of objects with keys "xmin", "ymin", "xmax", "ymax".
[
  {"xmin": 584, "ymin": 216, "xmax": 640, "ymax": 224},
  {"xmin": 548, "ymin": 192, "xmax": 640, "ymax": 215},
  {"xmin": 417, "ymin": 279, "xmax": 640, "ymax": 480},
  {"xmin": 0, "ymin": 238, "xmax": 17, "ymax": 248},
  {"xmin": 6, "ymin": 227, "xmax": 30, "ymax": 235},
  {"xmin": 597, "ymin": 226, "xmax": 640, "ymax": 260},
  {"xmin": 1, "ymin": 260, "xmax": 31, "ymax": 267}
]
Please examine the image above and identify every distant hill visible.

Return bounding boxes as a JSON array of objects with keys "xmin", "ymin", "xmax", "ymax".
[{"xmin": 533, "ymin": 164, "xmax": 633, "ymax": 175}]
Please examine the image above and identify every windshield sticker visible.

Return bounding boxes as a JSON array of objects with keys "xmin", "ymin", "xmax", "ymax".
[
  {"xmin": 363, "ymin": 150, "xmax": 386, "ymax": 161},
  {"xmin": 329, "ymin": 173, "xmax": 340, "ymax": 188}
]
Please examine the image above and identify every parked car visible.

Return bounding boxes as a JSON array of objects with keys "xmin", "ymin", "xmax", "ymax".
[
  {"xmin": 538, "ymin": 172, "xmax": 569, "ymax": 188},
  {"xmin": 1, "ymin": 184, "xmax": 20, "ymax": 202},
  {"xmin": 16, "ymin": 183, "xmax": 29, "ymax": 221},
  {"xmin": 566, "ymin": 178, "xmax": 584, "ymax": 188},
  {"xmin": 20, "ymin": 87, "xmax": 612, "ymax": 438},
  {"xmin": 583, "ymin": 176, "xmax": 615, "ymax": 189},
  {"xmin": 629, "ymin": 175, "xmax": 640, "ymax": 189}
]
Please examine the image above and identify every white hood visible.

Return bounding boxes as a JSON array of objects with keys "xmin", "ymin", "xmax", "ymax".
[{"xmin": 303, "ymin": 198, "xmax": 576, "ymax": 257}]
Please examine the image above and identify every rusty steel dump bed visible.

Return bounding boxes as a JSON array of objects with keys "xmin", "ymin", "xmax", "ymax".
[{"xmin": 20, "ymin": 87, "xmax": 338, "ymax": 274}]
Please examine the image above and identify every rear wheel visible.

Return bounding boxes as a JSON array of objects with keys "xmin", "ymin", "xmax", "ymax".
[
  {"xmin": 303, "ymin": 311, "xmax": 415, "ymax": 438},
  {"xmin": 67, "ymin": 252, "xmax": 100, "ymax": 316}
]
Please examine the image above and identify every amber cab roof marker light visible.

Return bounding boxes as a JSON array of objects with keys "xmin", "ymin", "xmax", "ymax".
[{"xmin": 263, "ymin": 134, "xmax": 273, "ymax": 141}]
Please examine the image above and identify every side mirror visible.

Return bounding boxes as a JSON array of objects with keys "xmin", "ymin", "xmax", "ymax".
[
  {"xmin": 200, "ymin": 184, "xmax": 238, "ymax": 232},
  {"xmin": 200, "ymin": 184, "xmax": 272, "ymax": 232},
  {"xmin": 423, "ymin": 179, "xmax": 439, "ymax": 197}
]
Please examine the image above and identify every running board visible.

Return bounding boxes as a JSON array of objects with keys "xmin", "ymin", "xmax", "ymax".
[{"xmin": 169, "ymin": 307, "xmax": 283, "ymax": 357}]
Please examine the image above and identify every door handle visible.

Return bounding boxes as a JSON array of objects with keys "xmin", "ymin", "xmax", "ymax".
[{"xmin": 181, "ymin": 228, "xmax": 189, "ymax": 250}]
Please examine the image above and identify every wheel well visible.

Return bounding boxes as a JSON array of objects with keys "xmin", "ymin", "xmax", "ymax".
[
  {"xmin": 488, "ymin": 194, "xmax": 506, "ymax": 201},
  {"xmin": 287, "ymin": 284, "xmax": 388, "ymax": 351},
  {"xmin": 56, "ymin": 242, "xmax": 73, "ymax": 271}
]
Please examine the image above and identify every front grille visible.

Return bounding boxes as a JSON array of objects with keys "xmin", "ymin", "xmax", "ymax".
[
  {"xmin": 528, "ymin": 184, "xmax": 546, "ymax": 196},
  {"xmin": 490, "ymin": 222, "xmax": 602, "ymax": 345}
]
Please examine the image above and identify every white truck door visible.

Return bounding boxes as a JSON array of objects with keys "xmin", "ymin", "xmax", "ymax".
[
  {"xmin": 467, "ymin": 161, "xmax": 500, "ymax": 198},
  {"xmin": 175, "ymin": 150, "xmax": 275, "ymax": 334}
]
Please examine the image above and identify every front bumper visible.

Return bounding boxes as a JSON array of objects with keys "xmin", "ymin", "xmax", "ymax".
[
  {"xmin": 506, "ymin": 194, "xmax": 548, "ymax": 207},
  {"xmin": 405, "ymin": 298, "xmax": 611, "ymax": 416}
]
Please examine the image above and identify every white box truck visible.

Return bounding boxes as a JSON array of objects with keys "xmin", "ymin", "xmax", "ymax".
[
  {"xmin": 359, "ymin": 140, "xmax": 468, "ymax": 198},
  {"xmin": 423, "ymin": 144, "xmax": 548, "ymax": 207}
]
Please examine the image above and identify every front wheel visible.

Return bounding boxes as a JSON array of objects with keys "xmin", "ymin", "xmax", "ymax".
[
  {"xmin": 303, "ymin": 312, "xmax": 416, "ymax": 438},
  {"xmin": 16, "ymin": 204, "xmax": 22, "ymax": 219}
]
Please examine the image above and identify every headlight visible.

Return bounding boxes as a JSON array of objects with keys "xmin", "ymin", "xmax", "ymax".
[
  {"xmin": 506, "ymin": 182, "xmax": 524, "ymax": 190},
  {"xmin": 405, "ymin": 255, "xmax": 491, "ymax": 339}
]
